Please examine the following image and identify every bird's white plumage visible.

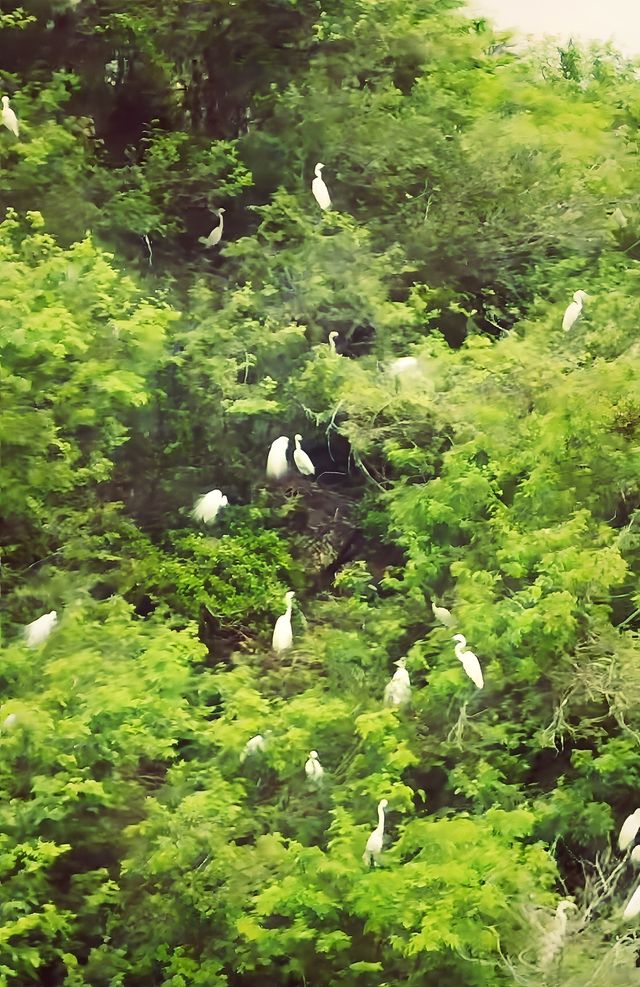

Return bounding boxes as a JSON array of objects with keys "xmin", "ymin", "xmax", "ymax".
[
  {"xmin": 305, "ymin": 749, "xmax": 324, "ymax": 784},
  {"xmin": 1, "ymin": 713, "xmax": 18, "ymax": 731},
  {"xmin": 363, "ymin": 798, "xmax": 388, "ymax": 866},
  {"xmin": 240, "ymin": 734, "xmax": 266, "ymax": 762},
  {"xmin": 619, "ymin": 809, "xmax": 640, "ymax": 851},
  {"xmin": 272, "ymin": 591, "xmax": 295, "ymax": 653},
  {"xmin": 631, "ymin": 846, "xmax": 640, "ymax": 865},
  {"xmin": 624, "ymin": 882, "xmax": 640, "ymax": 919},
  {"xmin": 293, "ymin": 434, "xmax": 315, "ymax": 476},
  {"xmin": 453, "ymin": 633, "xmax": 483, "ymax": 689},
  {"xmin": 328, "ymin": 331, "xmax": 339, "ymax": 354},
  {"xmin": 199, "ymin": 208, "xmax": 225, "ymax": 248},
  {"xmin": 192, "ymin": 488, "xmax": 228, "ymax": 524},
  {"xmin": 1, "ymin": 96, "xmax": 19, "ymax": 137},
  {"xmin": 384, "ymin": 658, "xmax": 411, "ymax": 708},
  {"xmin": 311, "ymin": 162, "xmax": 331, "ymax": 211},
  {"xmin": 562, "ymin": 290, "xmax": 587, "ymax": 332},
  {"xmin": 24, "ymin": 610, "xmax": 57, "ymax": 647},
  {"xmin": 389, "ymin": 356, "xmax": 418, "ymax": 376},
  {"xmin": 611, "ymin": 207, "xmax": 627, "ymax": 228},
  {"xmin": 266, "ymin": 435, "xmax": 289, "ymax": 479},
  {"xmin": 432, "ymin": 602, "xmax": 454, "ymax": 627}
]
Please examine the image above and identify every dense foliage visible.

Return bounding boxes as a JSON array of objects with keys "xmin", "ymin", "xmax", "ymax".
[{"xmin": 2, "ymin": 1, "xmax": 640, "ymax": 984}]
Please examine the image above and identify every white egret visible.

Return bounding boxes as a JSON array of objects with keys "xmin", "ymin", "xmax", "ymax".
[
  {"xmin": 388, "ymin": 356, "xmax": 418, "ymax": 377},
  {"xmin": 539, "ymin": 900, "xmax": 577, "ymax": 970},
  {"xmin": 562, "ymin": 290, "xmax": 588, "ymax": 332},
  {"xmin": 24, "ymin": 610, "xmax": 57, "ymax": 647},
  {"xmin": 199, "ymin": 208, "xmax": 225, "ymax": 248},
  {"xmin": 631, "ymin": 846, "xmax": 640, "ymax": 865},
  {"xmin": 240, "ymin": 734, "xmax": 266, "ymax": 762},
  {"xmin": 431, "ymin": 601, "xmax": 454, "ymax": 627},
  {"xmin": 293, "ymin": 434, "xmax": 315, "ymax": 476},
  {"xmin": 1, "ymin": 713, "xmax": 18, "ymax": 731},
  {"xmin": 623, "ymin": 881, "xmax": 640, "ymax": 919},
  {"xmin": 1, "ymin": 96, "xmax": 19, "ymax": 137},
  {"xmin": 619, "ymin": 808, "xmax": 640, "ymax": 851},
  {"xmin": 611, "ymin": 207, "xmax": 628, "ymax": 228},
  {"xmin": 363, "ymin": 798, "xmax": 388, "ymax": 866},
  {"xmin": 272, "ymin": 590, "xmax": 295, "ymax": 653},
  {"xmin": 192, "ymin": 489, "xmax": 228, "ymax": 524},
  {"xmin": 328, "ymin": 331, "xmax": 339, "ymax": 355},
  {"xmin": 384, "ymin": 658, "xmax": 411, "ymax": 708},
  {"xmin": 305, "ymin": 749, "xmax": 324, "ymax": 786},
  {"xmin": 311, "ymin": 163, "xmax": 331, "ymax": 211},
  {"xmin": 452, "ymin": 633, "xmax": 483, "ymax": 689},
  {"xmin": 266, "ymin": 435, "xmax": 289, "ymax": 480}
]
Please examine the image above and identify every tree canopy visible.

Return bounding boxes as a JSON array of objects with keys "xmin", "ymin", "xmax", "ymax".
[{"xmin": 2, "ymin": 1, "xmax": 640, "ymax": 984}]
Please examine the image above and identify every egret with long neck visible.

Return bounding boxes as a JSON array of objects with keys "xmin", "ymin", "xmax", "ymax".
[
  {"xmin": 272, "ymin": 591, "xmax": 295, "ymax": 653},
  {"xmin": 363, "ymin": 798, "xmax": 388, "ymax": 866}
]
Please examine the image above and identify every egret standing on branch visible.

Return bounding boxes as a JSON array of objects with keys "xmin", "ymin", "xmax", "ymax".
[
  {"xmin": 363, "ymin": 798, "xmax": 388, "ymax": 867},
  {"xmin": 312, "ymin": 163, "xmax": 331, "ymax": 211},
  {"xmin": 240, "ymin": 734, "xmax": 266, "ymax": 762},
  {"xmin": 266, "ymin": 436, "xmax": 289, "ymax": 480},
  {"xmin": 452, "ymin": 633, "xmax": 484, "ymax": 689},
  {"xmin": 384, "ymin": 658, "xmax": 411, "ymax": 708},
  {"xmin": 562, "ymin": 290, "xmax": 588, "ymax": 332},
  {"xmin": 192, "ymin": 489, "xmax": 228, "ymax": 524},
  {"xmin": 432, "ymin": 601, "xmax": 454, "ymax": 627},
  {"xmin": 1, "ymin": 96, "xmax": 19, "ymax": 137},
  {"xmin": 24, "ymin": 611, "xmax": 57, "ymax": 647},
  {"xmin": 305, "ymin": 750, "xmax": 324, "ymax": 786},
  {"xmin": 293, "ymin": 434, "xmax": 315, "ymax": 476},
  {"xmin": 619, "ymin": 808, "xmax": 640, "ymax": 851},
  {"xmin": 272, "ymin": 591, "xmax": 295, "ymax": 653},
  {"xmin": 199, "ymin": 208, "xmax": 225, "ymax": 248}
]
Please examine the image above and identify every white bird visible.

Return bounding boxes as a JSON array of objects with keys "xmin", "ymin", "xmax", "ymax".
[
  {"xmin": 623, "ymin": 881, "xmax": 640, "ymax": 919},
  {"xmin": 384, "ymin": 658, "xmax": 411, "ymax": 708},
  {"xmin": 24, "ymin": 610, "xmax": 57, "ymax": 647},
  {"xmin": 311, "ymin": 163, "xmax": 331, "ymax": 211},
  {"xmin": 1, "ymin": 713, "xmax": 18, "ymax": 731},
  {"xmin": 389, "ymin": 356, "xmax": 418, "ymax": 376},
  {"xmin": 1, "ymin": 96, "xmax": 19, "ymax": 137},
  {"xmin": 452, "ymin": 634, "xmax": 483, "ymax": 689},
  {"xmin": 539, "ymin": 900, "xmax": 577, "ymax": 970},
  {"xmin": 293, "ymin": 434, "xmax": 315, "ymax": 476},
  {"xmin": 272, "ymin": 591, "xmax": 295, "ymax": 653},
  {"xmin": 240, "ymin": 734, "xmax": 266, "ymax": 762},
  {"xmin": 611, "ymin": 207, "xmax": 628, "ymax": 228},
  {"xmin": 266, "ymin": 436, "xmax": 289, "ymax": 480},
  {"xmin": 619, "ymin": 809, "xmax": 640, "ymax": 851},
  {"xmin": 305, "ymin": 749, "xmax": 324, "ymax": 785},
  {"xmin": 631, "ymin": 846, "xmax": 640, "ymax": 865},
  {"xmin": 328, "ymin": 331, "xmax": 339, "ymax": 355},
  {"xmin": 432, "ymin": 601, "xmax": 454, "ymax": 627},
  {"xmin": 192, "ymin": 489, "xmax": 228, "ymax": 524},
  {"xmin": 199, "ymin": 208, "xmax": 225, "ymax": 248},
  {"xmin": 363, "ymin": 798, "xmax": 388, "ymax": 866},
  {"xmin": 562, "ymin": 290, "xmax": 588, "ymax": 332}
]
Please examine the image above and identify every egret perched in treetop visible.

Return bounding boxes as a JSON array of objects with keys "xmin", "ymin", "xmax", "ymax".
[
  {"xmin": 452, "ymin": 633, "xmax": 483, "ymax": 689},
  {"xmin": 266, "ymin": 435, "xmax": 289, "ymax": 480},
  {"xmin": 623, "ymin": 881, "xmax": 640, "ymax": 919},
  {"xmin": 192, "ymin": 489, "xmax": 228, "ymax": 524},
  {"xmin": 305, "ymin": 750, "xmax": 324, "ymax": 786},
  {"xmin": 272, "ymin": 591, "xmax": 295, "ymax": 653},
  {"xmin": 432, "ymin": 601, "xmax": 454, "ymax": 627},
  {"xmin": 199, "ymin": 208, "xmax": 225, "ymax": 248},
  {"xmin": 328, "ymin": 331, "xmax": 339, "ymax": 355},
  {"xmin": 293, "ymin": 434, "xmax": 315, "ymax": 476},
  {"xmin": 562, "ymin": 290, "xmax": 588, "ymax": 332},
  {"xmin": 1, "ymin": 96, "xmax": 19, "ymax": 137},
  {"xmin": 24, "ymin": 611, "xmax": 57, "ymax": 647},
  {"xmin": 363, "ymin": 798, "xmax": 388, "ymax": 866},
  {"xmin": 539, "ymin": 900, "xmax": 577, "ymax": 971},
  {"xmin": 384, "ymin": 657, "xmax": 411, "ymax": 708},
  {"xmin": 311, "ymin": 163, "xmax": 331, "ymax": 211},
  {"xmin": 240, "ymin": 734, "xmax": 266, "ymax": 762},
  {"xmin": 618, "ymin": 808, "xmax": 640, "ymax": 851}
]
